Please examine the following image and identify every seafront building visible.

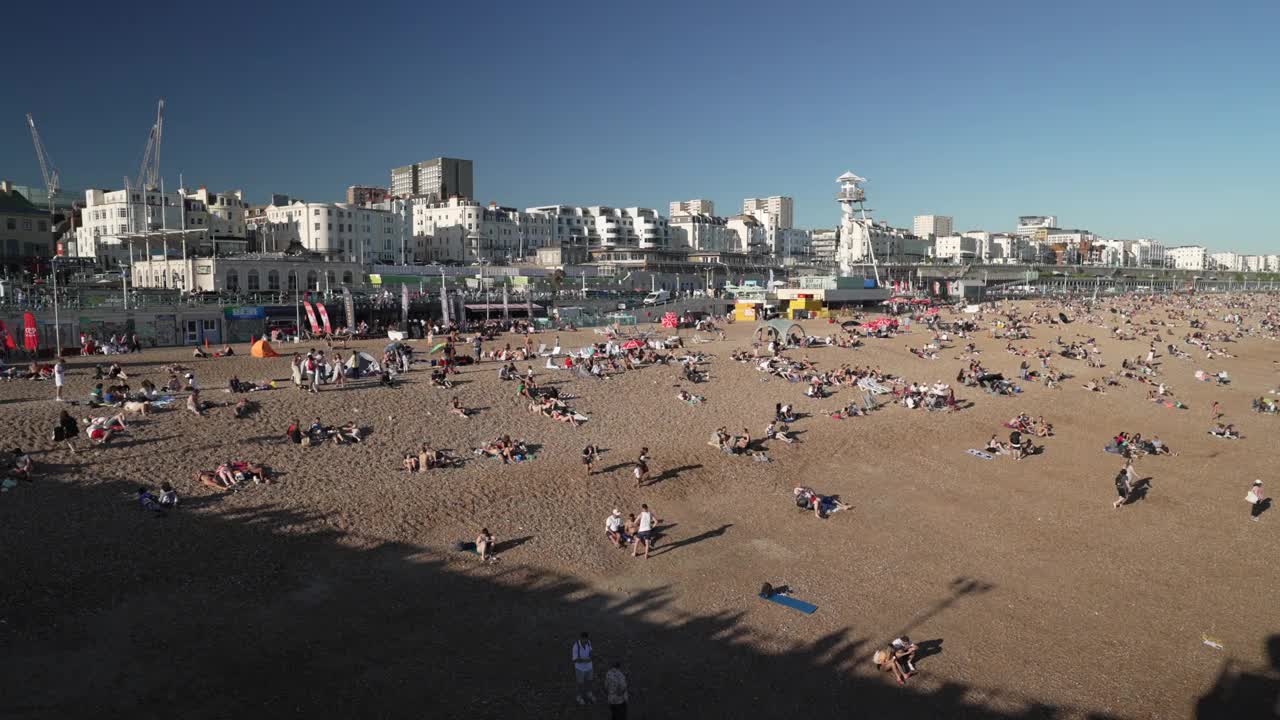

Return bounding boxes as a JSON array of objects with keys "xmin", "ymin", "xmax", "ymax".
[{"xmin": 390, "ymin": 157, "xmax": 473, "ymax": 201}]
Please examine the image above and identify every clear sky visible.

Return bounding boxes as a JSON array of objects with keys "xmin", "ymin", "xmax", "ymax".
[{"xmin": 4, "ymin": 0, "xmax": 1277, "ymax": 252}]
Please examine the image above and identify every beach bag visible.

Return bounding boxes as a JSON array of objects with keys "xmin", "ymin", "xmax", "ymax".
[
  {"xmin": 1246, "ymin": 490, "xmax": 1260, "ymax": 504},
  {"xmin": 52, "ymin": 426, "xmax": 66, "ymax": 442}
]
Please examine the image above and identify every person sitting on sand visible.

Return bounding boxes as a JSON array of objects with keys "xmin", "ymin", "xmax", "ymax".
[
  {"xmin": 983, "ymin": 434, "xmax": 1008, "ymax": 456},
  {"xmin": 9, "ymin": 448, "xmax": 33, "ymax": 482},
  {"xmin": 731, "ymin": 430, "xmax": 751, "ymax": 455},
  {"xmin": 186, "ymin": 389, "xmax": 204, "ymax": 417},
  {"xmin": 450, "ymin": 397, "xmax": 471, "ymax": 418},
  {"xmin": 892, "ymin": 637, "xmax": 919, "ymax": 675},
  {"xmin": 476, "ymin": 528, "xmax": 496, "ymax": 562},
  {"xmin": 192, "ymin": 345, "xmax": 208, "ymax": 359},
  {"xmin": 403, "ymin": 453, "xmax": 420, "ymax": 472},
  {"xmin": 138, "ymin": 487, "xmax": 166, "ymax": 516},
  {"xmin": 775, "ymin": 403, "xmax": 796, "ymax": 423},
  {"xmin": 336, "ymin": 421, "xmax": 363, "ymax": 443},
  {"xmin": 605, "ymin": 509, "xmax": 629, "ymax": 548},
  {"xmin": 85, "ymin": 414, "xmax": 126, "ymax": 445},
  {"xmin": 232, "ymin": 398, "xmax": 251, "ymax": 419},
  {"xmin": 194, "ymin": 470, "xmax": 232, "ymax": 490},
  {"xmin": 158, "ymin": 481, "xmax": 179, "ymax": 508},
  {"xmin": 285, "ymin": 419, "xmax": 302, "ymax": 445},
  {"xmin": 874, "ymin": 646, "xmax": 912, "ymax": 685}
]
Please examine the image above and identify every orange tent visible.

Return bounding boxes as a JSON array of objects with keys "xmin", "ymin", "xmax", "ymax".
[{"xmin": 250, "ymin": 339, "xmax": 280, "ymax": 358}]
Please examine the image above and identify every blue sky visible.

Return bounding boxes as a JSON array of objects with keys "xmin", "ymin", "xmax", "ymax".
[{"xmin": 4, "ymin": 0, "xmax": 1277, "ymax": 252}]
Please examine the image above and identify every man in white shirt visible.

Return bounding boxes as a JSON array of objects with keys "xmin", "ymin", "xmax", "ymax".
[
  {"xmin": 632, "ymin": 504, "xmax": 661, "ymax": 559},
  {"xmin": 53, "ymin": 359, "xmax": 65, "ymax": 402},
  {"xmin": 605, "ymin": 509, "xmax": 626, "ymax": 548},
  {"xmin": 571, "ymin": 631, "xmax": 595, "ymax": 705}
]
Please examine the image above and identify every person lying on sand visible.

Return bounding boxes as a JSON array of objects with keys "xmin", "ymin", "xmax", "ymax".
[
  {"xmin": 765, "ymin": 421, "xmax": 795, "ymax": 444},
  {"xmin": 793, "ymin": 486, "xmax": 848, "ymax": 519}
]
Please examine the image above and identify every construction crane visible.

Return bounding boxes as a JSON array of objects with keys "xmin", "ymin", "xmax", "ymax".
[
  {"xmin": 134, "ymin": 98, "xmax": 165, "ymax": 190},
  {"xmin": 26, "ymin": 113, "xmax": 60, "ymax": 203},
  {"xmin": 25, "ymin": 112, "xmax": 64, "ymax": 354}
]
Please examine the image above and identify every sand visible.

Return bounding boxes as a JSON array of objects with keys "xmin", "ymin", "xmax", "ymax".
[{"xmin": 2, "ymin": 296, "xmax": 1278, "ymax": 719}]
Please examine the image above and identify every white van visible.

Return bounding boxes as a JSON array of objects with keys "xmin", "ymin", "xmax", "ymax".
[{"xmin": 642, "ymin": 290, "xmax": 670, "ymax": 306}]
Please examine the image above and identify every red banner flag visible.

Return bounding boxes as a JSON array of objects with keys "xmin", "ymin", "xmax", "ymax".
[
  {"xmin": 316, "ymin": 303, "xmax": 333, "ymax": 335},
  {"xmin": 302, "ymin": 301, "xmax": 321, "ymax": 335},
  {"xmin": 22, "ymin": 312, "xmax": 39, "ymax": 351}
]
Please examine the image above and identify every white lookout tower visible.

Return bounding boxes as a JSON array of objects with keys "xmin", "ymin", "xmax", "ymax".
[{"xmin": 835, "ymin": 171, "xmax": 881, "ymax": 284}]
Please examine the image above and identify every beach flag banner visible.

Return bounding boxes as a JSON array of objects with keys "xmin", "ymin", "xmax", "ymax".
[
  {"xmin": 316, "ymin": 303, "xmax": 333, "ymax": 335},
  {"xmin": 22, "ymin": 312, "xmax": 39, "ymax": 351},
  {"xmin": 302, "ymin": 301, "xmax": 321, "ymax": 335},
  {"xmin": 401, "ymin": 284, "xmax": 410, "ymax": 328},
  {"xmin": 342, "ymin": 287, "xmax": 355, "ymax": 333},
  {"xmin": 502, "ymin": 285, "xmax": 510, "ymax": 321},
  {"xmin": 441, "ymin": 287, "xmax": 451, "ymax": 326}
]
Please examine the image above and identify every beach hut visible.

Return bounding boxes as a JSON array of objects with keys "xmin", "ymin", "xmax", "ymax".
[
  {"xmin": 754, "ymin": 320, "xmax": 805, "ymax": 346},
  {"xmin": 250, "ymin": 339, "xmax": 280, "ymax": 358}
]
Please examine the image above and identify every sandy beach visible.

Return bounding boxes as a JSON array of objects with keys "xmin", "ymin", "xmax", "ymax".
[{"xmin": 2, "ymin": 295, "xmax": 1278, "ymax": 719}]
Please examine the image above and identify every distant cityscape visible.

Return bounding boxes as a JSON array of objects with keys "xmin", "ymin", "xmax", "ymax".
[{"xmin": 3, "ymin": 154, "xmax": 1278, "ymax": 293}]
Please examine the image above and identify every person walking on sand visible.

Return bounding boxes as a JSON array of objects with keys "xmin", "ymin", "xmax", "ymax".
[
  {"xmin": 633, "ymin": 447, "xmax": 650, "ymax": 488},
  {"xmin": 1247, "ymin": 480, "xmax": 1269, "ymax": 522},
  {"xmin": 308, "ymin": 351, "xmax": 321, "ymax": 393},
  {"xmin": 1211, "ymin": 400, "xmax": 1223, "ymax": 422},
  {"xmin": 605, "ymin": 661, "xmax": 628, "ymax": 719},
  {"xmin": 1113, "ymin": 466, "xmax": 1133, "ymax": 509},
  {"xmin": 572, "ymin": 632, "xmax": 596, "ymax": 705},
  {"xmin": 53, "ymin": 358, "xmax": 66, "ymax": 402},
  {"xmin": 332, "ymin": 352, "xmax": 346, "ymax": 389},
  {"xmin": 582, "ymin": 444, "xmax": 598, "ymax": 476},
  {"xmin": 633, "ymin": 503, "xmax": 661, "ymax": 559},
  {"xmin": 476, "ymin": 527, "xmax": 496, "ymax": 562}
]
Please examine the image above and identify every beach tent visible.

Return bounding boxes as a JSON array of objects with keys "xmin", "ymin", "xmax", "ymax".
[
  {"xmin": 346, "ymin": 351, "xmax": 382, "ymax": 375},
  {"xmin": 250, "ymin": 339, "xmax": 280, "ymax": 358},
  {"xmin": 755, "ymin": 320, "xmax": 805, "ymax": 345}
]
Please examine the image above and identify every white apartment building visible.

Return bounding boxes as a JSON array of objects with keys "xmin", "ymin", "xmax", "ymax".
[
  {"xmin": 912, "ymin": 214, "xmax": 953, "ymax": 239},
  {"xmin": 1209, "ymin": 252, "xmax": 1242, "ymax": 272},
  {"xmin": 74, "ymin": 187, "xmax": 207, "ymax": 266},
  {"xmin": 1130, "ymin": 239, "xmax": 1166, "ymax": 268},
  {"xmin": 670, "ymin": 213, "xmax": 731, "ymax": 252},
  {"xmin": 810, "ymin": 229, "xmax": 839, "ymax": 266},
  {"xmin": 184, "ymin": 188, "xmax": 247, "ymax": 240},
  {"xmin": 1265, "ymin": 255, "xmax": 1280, "ymax": 272},
  {"xmin": 412, "ymin": 197, "xmax": 518, "ymax": 264},
  {"xmin": 725, "ymin": 214, "xmax": 767, "ymax": 254},
  {"xmin": 742, "ymin": 196, "xmax": 794, "ymax": 230},
  {"xmin": 1166, "ymin": 245, "xmax": 1208, "ymax": 271},
  {"xmin": 254, "ymin": 200, "xmax": 403, "ymax": 263},
  {"xmin": 670, "ymin": 199, "xmax": 715, "ymax": 217},
  {"xmin": 933, "ymin": 235, "xmax": 978, "ymax": 263}
]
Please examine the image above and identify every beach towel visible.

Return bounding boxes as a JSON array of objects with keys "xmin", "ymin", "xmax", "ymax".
[
  {"xmin": 761, "ymin": 593, "xmax": 817, "ymax": 614},
  {"xmin": 967, "ymin": 449, "xmax": 994, "ymax": 460},
  {"xmin": 1103, "ymin": 444, "xmax": 1124, "ymax": 455}
]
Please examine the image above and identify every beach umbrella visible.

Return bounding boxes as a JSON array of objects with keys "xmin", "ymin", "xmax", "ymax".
[
  {"xmin": 621, "ymin": 339, "xmax": 644, "ymax": 350},
  {"xmin": 385, "ymin": 341, "xmax": 405, "ymax": 352},
  {"xmin": 429, "ymin": 342, "xmax": 447, "ymax": 354}
]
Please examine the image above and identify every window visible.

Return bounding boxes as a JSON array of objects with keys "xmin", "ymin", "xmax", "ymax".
[
  {"xmin": 315, "ymin": 223, "xmax": 320, "ymax": 231},
  {"xmin": 4, "ymin": 218, "xmax": 13, "ymax": 230},
  {"xmin": 22, "ymin": 219, "xmax": 33, "ymax": 231},
  {"xmin": 267, "ymin": 270, "xmax": 280, "ymax": 290},
  {"xmin": 342, "ymin": 271, "xmax": 353, "ymax": 284},
  {"xmin": 326, "ymin": 270, "xmax": 336, "ymax": 287},
  {"xmin": 287, "ymin": 271, "xmax": 298, "ymax": 291},
  {"xmin": 313, "ymin": 209, "xmax": 320, "ymax": 216},
  {"xmin": 306, "ymin": 270, "xmax": 318, "ymax": 290},
  {"xmin": 225, "ymin": 269, "xmax": 239, "ymax": 291},
  {"xmin": 247, "ymin": 269, "xmax": 260, "ymax": 290}
]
